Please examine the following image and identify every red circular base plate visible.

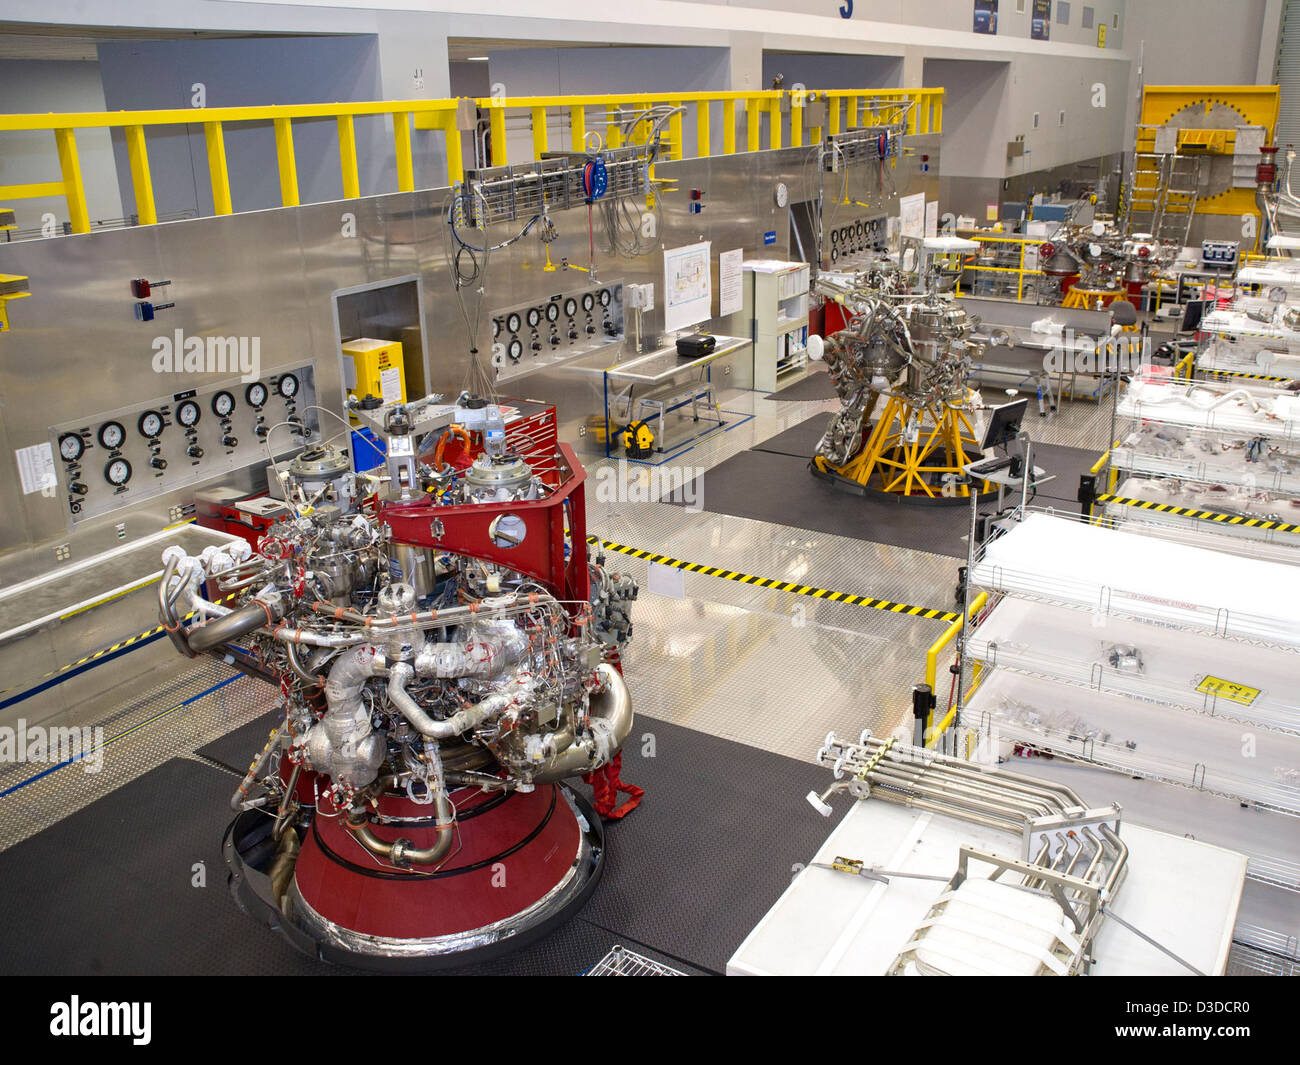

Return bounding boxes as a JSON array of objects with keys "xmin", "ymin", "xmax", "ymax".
[{"xmin": 293, "ymin": 782, "xmax": 583, "ymax": 941}]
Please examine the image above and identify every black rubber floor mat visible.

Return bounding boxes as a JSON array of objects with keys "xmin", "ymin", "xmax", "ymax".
[
  {"xmin": 197, "ymin": 708, "xmax": 282, "ymax": 774},
  {"xmin": 1, "ymin": 713, "xmax": 835, "ymax": 974},
  {"xmin": 764, "ymin": 367, "xmax": 837, "ymax": 401},
  {"xmin": 663, "ymin": 449, "xmax": 974, "ymax": 558},
  {"xmin": 0, "ymin": 757, "xmax": 711, "ymax": 976},
  {"xmin": 752, "ymin": 411, "xmax": 834, "ymax": 458},
  {"xmin": 1025, "ymin": 441, "xmax": 1100, "ymax": 507},
  {"xmin": 573, "ymin": 716, "xmax": 832, "ymax": 974}
]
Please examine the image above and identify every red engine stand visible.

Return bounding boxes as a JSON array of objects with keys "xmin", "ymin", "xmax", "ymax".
[{"xmin": 225, "ymin": 441, "xmax": 614, "ymax": 970}]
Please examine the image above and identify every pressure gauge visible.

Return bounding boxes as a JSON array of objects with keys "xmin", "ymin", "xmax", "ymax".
[
  {"xmin": 545, "ymin": 301, "xmax": 560, "ymax": 323},
  {"xmin": 277, "ymin": 373, "xmax": 300, "ymax": 400},
  {"xmin": 176, "ymin": 400, "xmax": 201, "ymax": 428},
  {"xmin": 599, "ymin": 288, "xmax": 612, "ymax": 308},
  {"xmin": 507, "ymin": 312, "xmax": 523, "ymax": 333},
  {"xmin": 508, "ymin": 338, "xmax": 523, "ymax": 361},
  {"xmin": 104, "ymin": 457, "xmax": 133, "ymax": 487},
  {"xmin": 582, "ymin": 292, "xmax": 595, "ymax": 312},
  {"xmin": 525, "ymin": 308, "xmax": 540, "ymax": 329},
  {"xmin": 563, "ymin": 297, "xmax": 578, "ymax": 317},
  {"xmin": 830, "ymin": 229, "xmax": 839, "ymax": 245},
  {"xmin": 774, "ymin": 181, "xmax": 789, "ymax": 208},
  {"xmin": 492, "ymin": 318, "xmax": 502, "ymax": 339},
  {"xmin": 97, "ymin": 421, "xmax": 125, "ymax": 451},
  {"xmin": 211, "ymin": 391, "xmax": 235, "ymax": 418},
  {"xmin": 58, "ymin": 433, "xmax": 85, "ymax": 463},
  {"xmin": 245, "ymin": 382, "xmax": 268, "ymax": 408}
]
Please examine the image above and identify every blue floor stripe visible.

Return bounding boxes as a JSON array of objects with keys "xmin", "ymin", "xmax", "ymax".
[{"xmin": 0, "ymin": 673, "xmax": 242, "ymax": 799}]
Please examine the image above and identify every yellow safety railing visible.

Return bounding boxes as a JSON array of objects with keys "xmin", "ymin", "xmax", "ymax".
[
  {"xmin": 923, "ymin": 591, "xmax": 987, "ymax": 750},
  {"xmin": 448, "ymin": 88, "xmax": 944, "ymax": 168},
  {"xmin": 953, "ymin": 234, "xmax": 1044, "ymax": 302},
  {"xmin": 1086, "ymin": 443, "xmax": 1120, "ymax": 512},
  {"xmin": 0, "ymin": 87, "xmax": 943, "ymax": 235}
]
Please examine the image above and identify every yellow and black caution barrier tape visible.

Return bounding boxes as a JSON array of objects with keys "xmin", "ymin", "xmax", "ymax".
[
  {"xmin": 0, "ymin": 593, "xmax": 239, "ymax": 698},
  {"xmin": 1202, "ymin": 367, "xmax": 1294, "ymax": 384},
  {"xmin": 586, "ymin": 535, "xmax": 961, "ymax": 623},
  {"xmin": 1097, "ymin": 492, "xmax": 1300, "ymax": 534}
]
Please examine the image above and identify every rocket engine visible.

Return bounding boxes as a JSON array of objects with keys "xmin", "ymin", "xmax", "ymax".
[{"xmin": 158, "ymin": 395, "xmax": 637, "ymax": 969}]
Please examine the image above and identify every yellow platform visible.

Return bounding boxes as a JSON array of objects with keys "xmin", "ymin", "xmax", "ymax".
[{"xmin": 813, "ymin": 393, "xmax": 988, "ymax": 500}]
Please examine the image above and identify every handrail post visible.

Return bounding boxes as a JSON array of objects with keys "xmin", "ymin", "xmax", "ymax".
[
  {"xmin": 490, "ymin": 102, "xmax": 508, "ymax": 166},
  {"xmin": 273, "ymin": 117, "xmax": 299, "ymax": 207},
  {"xmin": 530, "ymin": 105, "xmax": 549, "ymax": 158},
  {"xmin": 204, "ymin": 121, "xmax": 233, "ymax": 215},
  {"xmin": 337, "ymin": 115, "xmax": 360, "ymax": 199},
  {"xmin": 124, "ymin": 125, "xmax": 157, "ymax": 226},
  {"xmin": 393, "ymin": 110, "xmax": 414, "ymax": 192},
  {"xmin": 53, "ymin": 128, "xmax": 90, "ymax": 234},
  {"xmin": 442, "ymin": 111, "xmax": 464, "ymax": 187},
  {"xmin": 569, "ymin": 104, "xmax": 586, "ymax": 151},
  {"xmin": 722, "ymin": 99, "xmax": 736, "ymax": 154},
  {"xmin": 767, "ymin": 95, "xmax": 782, "ymax": 149},
  {"xmin": 746, "ymin": 97, "xmax": 761, "ymax": 152},
  {"xmin": 696, "ymin": 99, "xmax": 711, "ymax": 158}
]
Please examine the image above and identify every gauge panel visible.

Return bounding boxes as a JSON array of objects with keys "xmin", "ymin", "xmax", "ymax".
[
  {"xmin": 49, "ymin": 362, "xmax": 319, "ymax": 526},
  {"xmin": 488, "ymin": 283, "xmax": 624, "ymax": 386}
]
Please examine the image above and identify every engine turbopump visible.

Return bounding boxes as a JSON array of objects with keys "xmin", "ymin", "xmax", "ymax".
[{"xmin": 159, "ymin": 409, "xmax": 637, "ymax": 969}]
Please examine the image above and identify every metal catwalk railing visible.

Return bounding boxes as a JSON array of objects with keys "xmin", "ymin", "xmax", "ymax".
[{"xmin": 0, "ymin": 87, "xmax": 943, "ymax": 236}]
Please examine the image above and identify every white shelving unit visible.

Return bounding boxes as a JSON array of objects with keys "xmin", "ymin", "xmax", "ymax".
[
  {"xmin": 730, "ymin": 260, "xmax": 810, "ymax": 392},
  {"xmin": 1106, "ymin": 376, "xmax": 1300, "ymax": 549},
  {"xmin": 958, "ymin": 511, "xmax": 1300, "ymax": 893}
]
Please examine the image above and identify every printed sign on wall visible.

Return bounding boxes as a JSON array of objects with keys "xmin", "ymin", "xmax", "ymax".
[
  {"xmin": 1031, "ymin": 0, "xmax": 1051, "ymax": 40},
  {"xmin": 974, "ymin": 0, "xmax": 998, "ymax": 34}
]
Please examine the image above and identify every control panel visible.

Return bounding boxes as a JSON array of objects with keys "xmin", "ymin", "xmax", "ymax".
[
  {"xmin": 491, "ymin": 281, "xmax": 624, "ymax": 383},
  {"xmin": 827, "ymin": 215, "xmax": 887, "ymax": 268},
  {"xmin": 49, "ymin": 362, "xmax": 319, "ymax": 525}
]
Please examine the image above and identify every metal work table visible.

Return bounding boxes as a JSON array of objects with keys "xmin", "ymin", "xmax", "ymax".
[{"xmin": 570, "ymin": 334, "xmax": 751, "ymax": 456}]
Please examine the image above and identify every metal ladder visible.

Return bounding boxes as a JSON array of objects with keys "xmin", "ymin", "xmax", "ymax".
[
  {"xmin": 1152, "ymin": 153, "xmax": 1201, "ymax": 246},
  {"xmin": 1124, "ymin": 151, "xmax": 1201, "ymax": 246}
]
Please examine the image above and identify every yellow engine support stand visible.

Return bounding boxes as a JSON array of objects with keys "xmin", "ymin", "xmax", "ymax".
[
  {"xmin": 1062, "ymin": 286, "xmax": 1124, "ymax": 311},
  {"xmin": 813, "ymin": 392, "xmax": 988, "ymax": 500}
]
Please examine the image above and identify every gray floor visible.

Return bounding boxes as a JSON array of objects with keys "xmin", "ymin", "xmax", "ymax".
[{"xmin": 2, "ymin": 360, "xmax": 1295, "ymax": 974}]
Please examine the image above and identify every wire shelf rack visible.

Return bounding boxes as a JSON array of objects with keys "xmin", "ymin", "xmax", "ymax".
[
  {"xmin": 459, "ymin": 143, "xmax": 655, "ymax": 227},
  {"xmin": 585, "ymin": 944, "xmax": 687, "ymax": 976}
]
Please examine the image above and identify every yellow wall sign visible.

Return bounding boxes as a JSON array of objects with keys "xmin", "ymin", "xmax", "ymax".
[
  {"xmin": 1196, "ymin": 675, "xmax": 1260, "ymax": 706},
  {"xmin": 1097, "ymin": 24, "xmax": 1107, "ymax": 47}
]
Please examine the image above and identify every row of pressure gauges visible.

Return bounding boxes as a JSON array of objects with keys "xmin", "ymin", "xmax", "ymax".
[
  {"xmin": 50, "ymin": 364, "xmax": 317, "ymax": 524},
  {"xmin": 828, "ymin": 216, "xmax": 885, "ymax": 263},
  {"xmin": 492, "ymin": 287, "xmax": 617, "ymax": 363},
  {"xmin": 55, "ymin": 373, "xmax": 304, "ymax": 498}
]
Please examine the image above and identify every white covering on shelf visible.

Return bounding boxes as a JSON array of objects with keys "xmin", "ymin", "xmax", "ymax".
[{"xmin": 971, "ymin": 512, "xmax": 1300, "ymax": 645}]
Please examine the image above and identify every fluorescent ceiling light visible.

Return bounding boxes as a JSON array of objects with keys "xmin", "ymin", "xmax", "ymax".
[{"xmin": 466, "ymin": 56, "xmax": 489, "ymax": 61}]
